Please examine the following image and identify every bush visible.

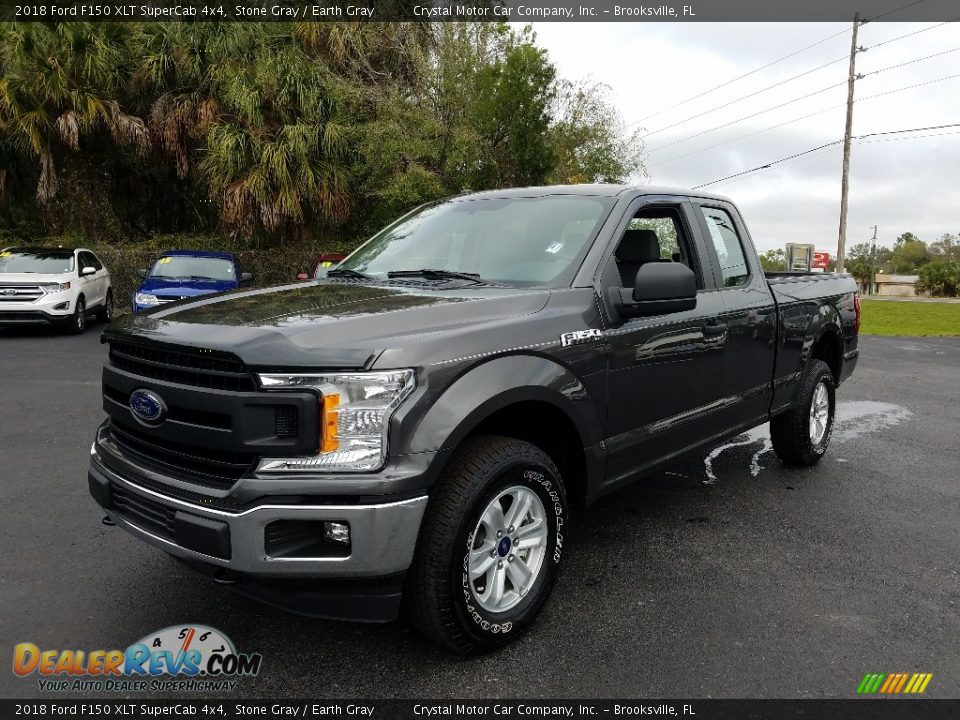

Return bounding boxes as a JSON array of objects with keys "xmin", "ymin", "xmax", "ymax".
[{"xmin": 915, "ymin": 258, "xmax": 960, "ymax": 297}]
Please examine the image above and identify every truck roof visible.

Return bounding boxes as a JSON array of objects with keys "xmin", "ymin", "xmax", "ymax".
[{"xmin": 458, "ymin": 184, "xmax": 732, "ymax": 202}]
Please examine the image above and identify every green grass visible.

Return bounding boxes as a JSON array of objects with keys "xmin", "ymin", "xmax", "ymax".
[{"xmin": 859, "ymin": 299, "xmax": 960, "ymax": 337}]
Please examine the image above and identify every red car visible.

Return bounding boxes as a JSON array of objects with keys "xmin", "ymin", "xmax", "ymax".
[{"xmin": 297, "ymin": 253, "xmax": 346, "ymax": 281}]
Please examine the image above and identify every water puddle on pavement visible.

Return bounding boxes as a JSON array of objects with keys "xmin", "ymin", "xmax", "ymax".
[{"xmin": 702, "ymin": 401, "xmax": 913, "ymax": 483}]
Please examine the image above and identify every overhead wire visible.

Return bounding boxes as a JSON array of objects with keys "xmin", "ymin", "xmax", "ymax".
[
  {"xmin": 649, "ymin": 72, "xmax": 960, "ymax": 167},
  {"xmin": 638, "ymin": 20, "xmax": 955, "ymax": 139},
  {"xmin": 691, "ymin": 122, "xmax": 960, "ymax": 189}
]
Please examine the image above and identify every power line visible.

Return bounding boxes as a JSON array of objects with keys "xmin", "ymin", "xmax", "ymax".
[
  {"xmin": 692, "ymin": 142, "xmax": 842, "ymax": 189},
  {"xmin": 629, "ymin": 27, "xmax": 852, "ymax": 126},
  {"xmin": 628, "ymin": 18, "xmax": 960, "ymax": 147},
  {"xmin": 650, "ymin": 72, "xmax": 960, "ymax": 169},
  {"xmin": 648, "ymin": 57, "xmax": 960, "ymax": 156},
  {"xmin": 628, "ymin": 0, "xmax": 941, "ymax": 129},
  {"xmin": 691, "ymin": 122, "xmax": 960, "ymax": 189},
  {"xmin": 640, "ymin": 55, "xmax": 848, "ymax": 139},
  {"xmin": 640, "ymin": 21, "xmax": 956, "ymax": 140},
  {"xmin": 646, "ymin": 80, "xmax": 848, "ymax": 153},
  {"xmin": 865, "ymin": 0, "xmax": 931, "ymax": 22}
]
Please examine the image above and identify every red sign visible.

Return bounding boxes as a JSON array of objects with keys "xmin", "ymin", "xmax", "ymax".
[{"xmin": 812, "ymin": 252, "xmax": 831, "ymax": 269}]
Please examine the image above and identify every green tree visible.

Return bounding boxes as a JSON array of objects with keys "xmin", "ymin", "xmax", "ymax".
[
  {"xmin": 916, "ymin": 257, "xmax": 960, "ymax": 297},
  {"xmin": 548, "ymin": 79, "xmax": 645, "ymax": 184},
  {"xmin": 889, "ymin": 234, "xmax": 929, "ymax": 273},
  {"xmin": 758, "ymin": 248, "xmax": 786, "ymax": 271}
]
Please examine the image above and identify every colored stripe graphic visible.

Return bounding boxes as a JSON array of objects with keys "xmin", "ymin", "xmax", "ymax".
[{"xmin": 858, "ymin": 672, "xmax": 932, "ymax": 694}]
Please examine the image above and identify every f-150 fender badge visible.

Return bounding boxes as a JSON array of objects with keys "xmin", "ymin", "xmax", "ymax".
[{"xmin": 560, "ymin": 329, "xmax": 604, "ymax": 347}]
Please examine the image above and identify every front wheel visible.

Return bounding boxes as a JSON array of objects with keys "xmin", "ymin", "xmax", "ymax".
[
  {"xmin": 95, "ymin": 290, "xmax": 113, "ymax": 323},
  {"xmin": 770, "ymin": 359, "xmax": 836, "ymax": 466},
  {"xmin": 405, "ymin": 435, "xmax": 567, "ymax": 653},
  {"xmin": 64, "ymin": 296, "xmax": 87, "ymax": 335}
]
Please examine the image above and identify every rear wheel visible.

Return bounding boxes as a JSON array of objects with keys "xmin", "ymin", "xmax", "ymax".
[
  {"xmin": 405, "ymin": 435, "xmax": 567, "ymax": 653},
  {"xmin": 64, "ymin": 296, "xmax": 87, "ymax": 335},
  {"xmin": 770, "ymin": 359, "xmax": 835, "ymax": 466},
  {"xmin": 95, "ymin": 290, "xmax": 113, "ymax": 323}
]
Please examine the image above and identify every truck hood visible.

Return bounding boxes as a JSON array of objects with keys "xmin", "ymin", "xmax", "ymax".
[
  {"xmin": 0, "ymin": 272, "xmax": 71, "ymax": 284},
  {"xmin": 137, "ymin": 277, "xmax": 237, "ymax": 297},
  {"xmin": 105, "ymin": 281, "xmax": 551, "ymax": 368}
]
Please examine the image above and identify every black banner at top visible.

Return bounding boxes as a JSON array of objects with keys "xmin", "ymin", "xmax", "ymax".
[{"xmin": 3, "ymin": 0, "xmax": 960, "ymax": 23}]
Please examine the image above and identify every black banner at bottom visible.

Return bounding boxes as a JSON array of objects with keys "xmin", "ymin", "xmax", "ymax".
[{"xmin": 2, "ymin": 700, "xmax": 959, "ymax": 720}]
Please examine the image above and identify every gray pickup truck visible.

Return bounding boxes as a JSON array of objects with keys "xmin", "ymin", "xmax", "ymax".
[{"xmin": 89, "ymin": 185, "xmax": 859, "ymax": 652}]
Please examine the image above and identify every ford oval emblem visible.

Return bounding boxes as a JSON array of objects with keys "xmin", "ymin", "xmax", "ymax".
[{"xmin": 129, "ymin": 389, "xmax": 167, "ymax": 425}]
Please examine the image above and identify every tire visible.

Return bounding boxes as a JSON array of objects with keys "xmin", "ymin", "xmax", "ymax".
[
  {"xmin": 95, "ymin": 290, "xmax": 113, "ymax": 323},
  {"xmin": 64, "ymin": 296, "xmax": 87, "ymax": 335},
  {"xmin": 405, "ymin": 435, "xmax": 568, "ymax": 653},
  {"xmin": 770, "ymin": 359, "xmax": 835, "ymax": 466}
]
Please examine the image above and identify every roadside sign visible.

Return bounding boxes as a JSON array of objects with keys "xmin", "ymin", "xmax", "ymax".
[{"xmin": 813, "ymin": 252, "xmax": 831, "ymax": 269}]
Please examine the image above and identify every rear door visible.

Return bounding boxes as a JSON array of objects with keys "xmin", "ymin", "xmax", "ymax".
[
  {"xmin": 691, "ymin": 201, "xmax": 777, "ymax": 431},
  {"xmin": 599, "ymin": 195, "xmax": 730, "ymax": 489}
]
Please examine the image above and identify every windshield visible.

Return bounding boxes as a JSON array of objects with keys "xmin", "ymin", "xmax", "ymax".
[
  {"xmin": 0, "ymin": 250, "xmax": 75, "ymax": 274},
  {"xmin": 150, "ymin": 256, "xmax": 236, "ymax": 281},
  {"xmin": 339, "ymin": 195, "xmax": 617, "ymax": 287}
]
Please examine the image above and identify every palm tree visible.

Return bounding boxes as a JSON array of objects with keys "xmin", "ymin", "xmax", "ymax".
[{"xmin": 0, "ymin": 23, "xmax": 148, "ymax": 203}]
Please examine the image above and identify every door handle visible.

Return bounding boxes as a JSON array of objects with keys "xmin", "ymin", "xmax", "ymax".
[{"xmin": 702, "ymin": 321, "xmax": 728, "ymax": 337}]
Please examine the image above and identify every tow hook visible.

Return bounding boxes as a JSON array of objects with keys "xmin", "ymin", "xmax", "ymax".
[{"xmin": 102, "ymin": 515, "xmax": 116, "ymax": 527}]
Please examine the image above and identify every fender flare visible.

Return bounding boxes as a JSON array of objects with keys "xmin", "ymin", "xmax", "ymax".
[{"xmin": 395, "ymin": 354, "xmax": 603, "ymax": 457}]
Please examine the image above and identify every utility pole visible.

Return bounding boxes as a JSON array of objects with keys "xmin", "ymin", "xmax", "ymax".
[
  {"xmin": 869, "ymin": 224, "xmax": 878, "ymax": 295},
  {"xmin": 837, "ymin": 12, "xmax": 863, "ymax": 275}
]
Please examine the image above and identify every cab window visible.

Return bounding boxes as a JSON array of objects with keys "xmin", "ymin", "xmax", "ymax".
[
  {"xmin": 613, "ymin": 207, "xmax": 698, "ymax": 289},
  {"xmin": 700, "ymin": 207, "xmax": 749, "ymax": 287}
]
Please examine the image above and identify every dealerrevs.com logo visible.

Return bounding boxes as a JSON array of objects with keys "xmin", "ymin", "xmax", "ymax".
[{"xmin": 13, "ymin": 625, "xmax": 262, "ymax": 693}]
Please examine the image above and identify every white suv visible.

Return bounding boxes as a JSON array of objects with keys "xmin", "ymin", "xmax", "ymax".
[{"xmin": 0, "ymin": 247, "xmax": 113, "ymax": 334}]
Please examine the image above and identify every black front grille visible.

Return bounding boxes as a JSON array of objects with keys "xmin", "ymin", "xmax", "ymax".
[
  {"xmin": 0, "ymin": 311, "xmax": 47, "ymax": 321},
  {"xmin": 274, "ymin": 405, "xmax": 299, "ymax": 439},
  {"xmin": 111, "ymin": 481, "xmax": 176, "ymax": 541},
  {"xmin": 109, "ymin": 339, "xmax": 255, "ymax": 392},
  {"xmin": 108, "ymin": 421, "xmax": 255, "ymax": 490}
]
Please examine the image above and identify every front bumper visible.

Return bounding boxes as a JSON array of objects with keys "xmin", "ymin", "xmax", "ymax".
[
  {"xmin": 0, "ymin": 297, "xmax": 74, "ymax": 324},
  {"xmin": 88, "ymin": 456, "xmax": 428, "ymax": 620}
]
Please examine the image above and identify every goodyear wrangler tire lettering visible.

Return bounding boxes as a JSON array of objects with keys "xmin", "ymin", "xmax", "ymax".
[{"xmin": 405, "ymin": 435, "xmax": 568, "ymax": 653}]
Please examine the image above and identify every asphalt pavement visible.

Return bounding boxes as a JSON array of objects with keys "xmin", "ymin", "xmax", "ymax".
[{"xmin": 1, "ymin": 324, "xmax": 957, "ymax": 699}]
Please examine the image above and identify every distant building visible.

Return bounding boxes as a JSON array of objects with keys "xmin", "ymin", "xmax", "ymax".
[{"xmin": 872, "ymin": 273, "xmax": 920, "ymax": 297}]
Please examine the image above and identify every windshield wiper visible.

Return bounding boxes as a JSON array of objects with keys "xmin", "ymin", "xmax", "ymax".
[
  {"xmin": 327, "ymin": 267, "xmax": 372, "ymax": 280},
  {"xmin": 387, "ymin": 269, "xmax": 484, "ymax": 283}
]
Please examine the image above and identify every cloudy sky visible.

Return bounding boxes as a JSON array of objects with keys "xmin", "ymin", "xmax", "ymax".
[{"xmin": 530, "ymin": 21, "xmax": 960, "ymax": 253}]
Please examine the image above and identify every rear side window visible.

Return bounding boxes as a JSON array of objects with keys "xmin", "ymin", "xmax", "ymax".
[{"xmin": 700, "ymin": 207, "xmax": 749, "ymax": 287}]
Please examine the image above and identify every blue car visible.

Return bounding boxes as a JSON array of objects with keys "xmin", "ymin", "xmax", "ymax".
[{"xmin": 132, "ymin": 250, "xmax": 252, "ymax": 313}]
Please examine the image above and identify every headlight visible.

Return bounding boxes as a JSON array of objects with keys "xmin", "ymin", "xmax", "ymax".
[
  {"xmin": 135, "ymin": 293, "xmax": 160, "ymax": 306},
  {"xmin": 256, "ymin": 370, "xmax": 416, "ymax": 473},
  {"xmin": 41, "ymin": 282, "xmax": 71, "ymax": 294}
]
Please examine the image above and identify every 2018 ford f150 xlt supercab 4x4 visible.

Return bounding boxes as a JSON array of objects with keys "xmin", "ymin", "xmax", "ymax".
[{"xmin": 89, "ymin": 185, "xmax": 859, "ymax": 652}]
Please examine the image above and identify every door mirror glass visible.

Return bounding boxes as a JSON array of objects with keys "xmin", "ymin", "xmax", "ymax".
[{"xmin": 240, "ymin": 272, "xmax": 253, "ymax": 282}]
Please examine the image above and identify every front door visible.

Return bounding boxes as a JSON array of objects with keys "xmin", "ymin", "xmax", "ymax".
[{"xmin": 601, "ymin": 199, "xmax": 731, "ymax": 488}]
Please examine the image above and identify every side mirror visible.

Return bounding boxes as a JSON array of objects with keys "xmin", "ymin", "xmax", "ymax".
[
  {"xmin": 613, "ymin": 262, "xmax": 697, "ymax": 318},
  {"xmin": 296, "ymin": 272, "xmax": 310, "ymax": 281},
  {"xmin": 137, "ymin": 268, "xmax": 147, "ymax": 279},
  {"xmin": 240, "ymin": 272, "xmax": 253, "ymax": 282},
  {"xmin": 81, "ymin": 266, "xmax": 97, "ymax": 276}
]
